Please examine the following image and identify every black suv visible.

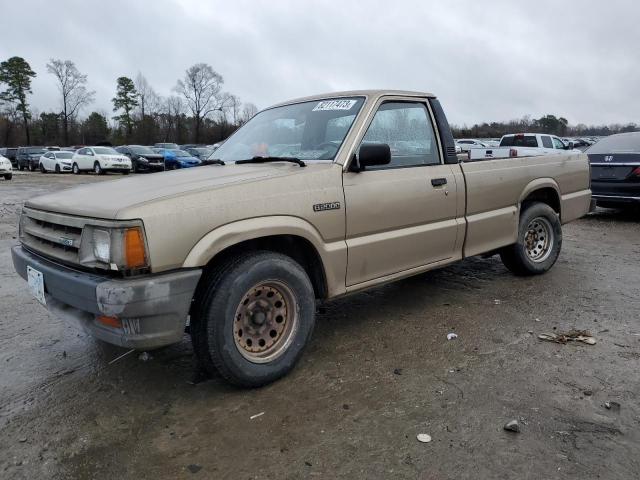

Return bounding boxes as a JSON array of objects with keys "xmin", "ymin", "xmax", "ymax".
[
  {"xmin": 0, "ymin": 147, "xmax": 18, "ymax": 167},
  {"xmin": 116, "ymin": 145, "xmax": 165, "ymax": 173},
  {"xmin": 16, "ymin": 147, "xmax": 47, "ymax": 171}
]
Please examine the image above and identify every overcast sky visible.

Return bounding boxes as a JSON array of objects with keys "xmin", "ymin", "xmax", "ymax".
[{"xmin": 2, "ymin": 0, "xmax": 639, "ymax": 126}]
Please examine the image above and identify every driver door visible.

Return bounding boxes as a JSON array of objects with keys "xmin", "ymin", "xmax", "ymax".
[{"xmin": 343, "ymin": 100, "xmax": 462, "ymax": 287}]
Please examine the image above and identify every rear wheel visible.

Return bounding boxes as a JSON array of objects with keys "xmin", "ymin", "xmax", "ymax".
[
  {"xmin": 72, "ymin": 163, "xmax": 80, "ymax": 174},
  {"xmin": 4, "ymin": 174, "xmax": 11, "ymax": 180},
  {"xmin": 500, "ymin": 202, "xmax": 562, "ymax": 276},
  {"xmin": 191, "ymin": 251, "xmax": 316, "ymax": 387},
  {"xmin": 29, "ymin": 164, "xmax": 35, "ymax": 172},
  {"xmin": 18, "ymin": 164, "xmax": 24, "ymax": 171}
]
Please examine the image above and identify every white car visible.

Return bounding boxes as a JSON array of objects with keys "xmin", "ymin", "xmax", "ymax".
[
  {"xmin": 72, "ymin": 146, "xmax": 131, "ymax": 175},
  {"xmin": 39, "ymin": 151, "xmax": 75, "ymax": 173},
  {"xmin": 455, "ymin": 138, "xmax": 488, "ymax": 152},
  {"xmin": 0, "ymin": 154, "xmax": 12, "ymax": 180}
]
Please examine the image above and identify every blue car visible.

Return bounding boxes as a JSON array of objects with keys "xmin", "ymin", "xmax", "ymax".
[{"xmin": 160, "ymin": 149, "xmax": 202, "ymax": 169}]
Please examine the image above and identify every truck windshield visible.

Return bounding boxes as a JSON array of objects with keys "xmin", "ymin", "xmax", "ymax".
[{"xmin": 212, "ymin": 97, "xmax": 365, "ymax": 162}]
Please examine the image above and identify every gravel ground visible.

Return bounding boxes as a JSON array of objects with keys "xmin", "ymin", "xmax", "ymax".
[{"xmin": 1, "ymin": 171, "xmax": 639, "ymax": 479}]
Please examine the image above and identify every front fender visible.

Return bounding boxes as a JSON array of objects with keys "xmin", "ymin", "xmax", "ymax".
[{"xmin": 182, "ymin": 216, "xmax": 348, "ymax": 297}]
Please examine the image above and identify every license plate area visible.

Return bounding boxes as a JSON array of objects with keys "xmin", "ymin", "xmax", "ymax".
[{"xmin": 27, "ymin": 265, "xmax": 46, "ymax": 305}]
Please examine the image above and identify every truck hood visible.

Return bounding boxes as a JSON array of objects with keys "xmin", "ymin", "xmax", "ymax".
[{"xmin": 25, "ymin": 163, "xmax": 318, "ymax": 219}]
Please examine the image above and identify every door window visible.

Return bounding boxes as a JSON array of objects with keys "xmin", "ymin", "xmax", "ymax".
[
  {"xmin": 360, "ymin": 102, "xmax": 440, "ymax": 169},
  {"xmin": 552, "ymin": 137, "xmax": 565, "ymax": 149},
  {"xmin": 541, "ymin": 136, "xmax": 553, "ymax": 148}
]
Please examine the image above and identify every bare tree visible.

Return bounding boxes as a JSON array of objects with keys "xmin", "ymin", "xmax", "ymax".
[
  {"xmin": 227, "ymin": 94, "xmax": 241, "ymax": 125},
  {"xmin": 174, "ymin": 63, "xmax": 228, "ymax": 142},
  {"xmin": 134, "ymin": 72, "xmax": 159, "ymax": 118},
  {"xmin": 240, "ymin": 103, "xmax": 258, "ymax": 124},
  {"xmin": 46, "ymin": 59, "xmax": 95, "ymax": 146}
]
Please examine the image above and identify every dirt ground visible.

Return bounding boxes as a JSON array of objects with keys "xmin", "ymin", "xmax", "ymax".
[{"xmin": 1, "ymin": 171, "xmax": 639, "ymax": 480}]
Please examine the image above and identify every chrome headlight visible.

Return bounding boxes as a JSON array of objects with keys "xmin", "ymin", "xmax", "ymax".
[{"xmin": 79, "ymin": 222, "xmax": 149, "ymax": 272}]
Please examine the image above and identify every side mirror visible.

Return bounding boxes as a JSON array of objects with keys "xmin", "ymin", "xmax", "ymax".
[{"xmin": 354, "ymin": 143, "xmax": 391, "ymax": 171}]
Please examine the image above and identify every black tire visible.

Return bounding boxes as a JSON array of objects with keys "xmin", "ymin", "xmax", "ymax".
[
  {"xmin": 500, "ymin": 202, "xmax": 562, "ymax": 276},
  {"xmin": 29, "ymin": 164, "xmax": 35, "ymax": 172},
  {"xmin": 72, "ymin": 163, "xmax": 80, "ymax": 174},
  {"xmin": 191, "ymin": 251, "xmax": 316, "ymax": 387},
  {"xmin": 4, "ymin": 174, "xmax": 11, "ymax": 180},
  {"xmin": 18, "ymin": 164, "xmax": 24, "ymax": 171},
  {"xmin": 94, "ymin": 161, "xmax": 104, "ymax": 175},
  {"xmin": 55, "ymin": 164, "xmax": 61, "ymax": 173},
  {"xmin": 122, "ymin": 170, "xmax": 130, "ymax": 175},
  {"xmin": 39, "ymin": 163, "xmax": 46, "ymax": 173}
]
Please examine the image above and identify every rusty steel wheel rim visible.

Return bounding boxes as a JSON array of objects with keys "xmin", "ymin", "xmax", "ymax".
[
  {"xmin": 524, "ymin": 217, "xmax": 554, "ymax": 263},
  {"xmin": 233, "ymin": 280, "xmax": 298, "ymax": 363}
]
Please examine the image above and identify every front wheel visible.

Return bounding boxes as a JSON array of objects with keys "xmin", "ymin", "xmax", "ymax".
[
  {"xmin": 4, "ymin": 174, "xmax": 11, "ymax": 180},
  {"xmin": 72, "ymin": 163, "xmax": 80, "ymax": 174},
  {"xmin": 500, "ymin": 202, "xmax": 562, "ymax": 276},
  {"xmin": 55, "ymin": 164, "xmax": 61, "ymax": 173},
  {"xmin": 191, "ymin": 251, "xmax": 316, "ymax": 387},
  {"xmin": 94, "ymin": 161, "xmax": 104, "ymax": 175},
  {"xmin": 39, "ymin": 163, "xmax": 46, "ymax": 173}
]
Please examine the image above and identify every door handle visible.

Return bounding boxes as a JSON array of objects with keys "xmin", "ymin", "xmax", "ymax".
[{"xmin": 431, "ymin": 178, "xmax": 447, "ymax": 187}]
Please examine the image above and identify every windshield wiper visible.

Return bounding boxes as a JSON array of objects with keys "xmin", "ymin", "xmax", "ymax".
[
  {"xmin": 235, "ymin": 156, "xmax": 306, "ymax": 167},
  {"xmin": 200, "ymin": 158, "xmax": 226, "ymax": 166}
]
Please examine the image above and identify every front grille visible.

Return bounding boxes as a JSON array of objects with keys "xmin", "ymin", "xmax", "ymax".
[{"xmin": 21, "ymin": 208, "xmax": 85, "ymax": 265}]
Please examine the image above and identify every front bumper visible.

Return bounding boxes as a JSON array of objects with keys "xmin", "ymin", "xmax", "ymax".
[{"xmin": 12, "ymin": 246, "xmax": 202, "ymax": 350}]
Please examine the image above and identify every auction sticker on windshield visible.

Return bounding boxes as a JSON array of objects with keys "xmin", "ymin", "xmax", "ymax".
[
  {"xmin": 27, "ymin": 266, "xmax": 46, "ymax": 305},
  {"xmin": 312, "ymin": 99, "xmax": 357, "ymax": 111}
]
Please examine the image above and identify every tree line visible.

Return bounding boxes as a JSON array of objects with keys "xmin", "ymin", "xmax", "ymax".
[
  {"xmin": 0, "ymin": 56, "xmax": 258, "ymax": 147},
  {"xmin": 451, "ymin": 113, "xmax": 639, "ymax": 139}
]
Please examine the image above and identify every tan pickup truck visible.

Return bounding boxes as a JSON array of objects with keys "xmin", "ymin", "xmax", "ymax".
[{"xmin": 12, "ymin": 90, "xmax": 592, "ymax": 387}]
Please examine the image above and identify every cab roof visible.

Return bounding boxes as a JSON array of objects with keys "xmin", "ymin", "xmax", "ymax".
[{"xmin": 269, "ymin": 90, "xmax": 436, "ymax": 109}]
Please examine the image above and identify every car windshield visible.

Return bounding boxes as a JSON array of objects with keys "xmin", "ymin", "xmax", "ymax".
[
  {"xmin": 27, "ymin": 148, "xmax": 46, "ymax": 154},
  {"xmin": 93, "ymin": 147, "xmax": 118, "ymax": 155},
  {"xmin": 130, "ymin": 146, "xmax": 155, "ymax": 154},
  {"xmin": 212, "ymin": 97, "xmax": 365, "ymax": 162},
  {"xmin": 194, "ymin": 148, "xmax": 214, "ymax": 156},
  {"xmin": 173, "ymin": 150, "xmax": 192, "ymax": 157},
  {"xmin": 56, "ymin": 152, "xmax": 74, "ymax": 159},
  {"xmin": 157, "ymin": 143, "xmax": 178, "ymax": 149},
  {"xmin": 586, "ymin": 133, "xmax": 640, "ymax": 154}
]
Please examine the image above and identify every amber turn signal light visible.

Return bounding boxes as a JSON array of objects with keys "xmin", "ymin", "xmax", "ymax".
[
  {"xmin": 97, "ymin": 315, "xmax": 122, "ymax": 328},
  {"xmin": 125, "ymin": 227, "xmax": 147, "ymax": 269}
]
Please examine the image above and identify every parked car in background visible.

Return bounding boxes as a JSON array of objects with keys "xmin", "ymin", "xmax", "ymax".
[
  {"xmin": 160, "ymin": 149, "xmax": 202, "ymax": 169},
  {"xmin": 185, "ymin": 146, "xmax": 215, "ymax": 160},
  {"xmin": 456, "ymin": 139, "xmax": 488, "ymax": 152},
  {"xmin": 468, "ymin": 133, "xmax": 579, "ymax": 160},
  {"xmin": 0, "ymin": 154, "xmax": 12, "ymax": 180},
  {"xmin": 72, "ymin": 146, "xmax": 131, "ymax": 175},
  {"xmin": 116, "ymin": 145, "xmax": 165, "ymax": 173},
  {"xmin": 154, "ymin": 142, "xmax": 179, "ymax": 150},
  {"xmin": 45, "ymin": 146, "xmax": 61, "ymax": 151},
  {"xmin": 0, "ymin": 148, "xmax": 18, "ymax": 167},
  {"xmin": 17, "ymin": 147, "xmax": 47, "ymax": 171},
  {"xmin": 587, "ymin": 132, "xmax": 640, "ymax": 209},
  {"xmin": 207, "ymin": 142, "xmax": 224, "ymax": 150},
  {"xmin": 39, "ymin": 151, "xmax": 75, "ymax": 173}
]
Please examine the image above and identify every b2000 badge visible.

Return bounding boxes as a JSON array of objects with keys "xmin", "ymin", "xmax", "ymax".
[{"xmin": 313, "ymin": 202, "xmax": 341, "ymax": 212}]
